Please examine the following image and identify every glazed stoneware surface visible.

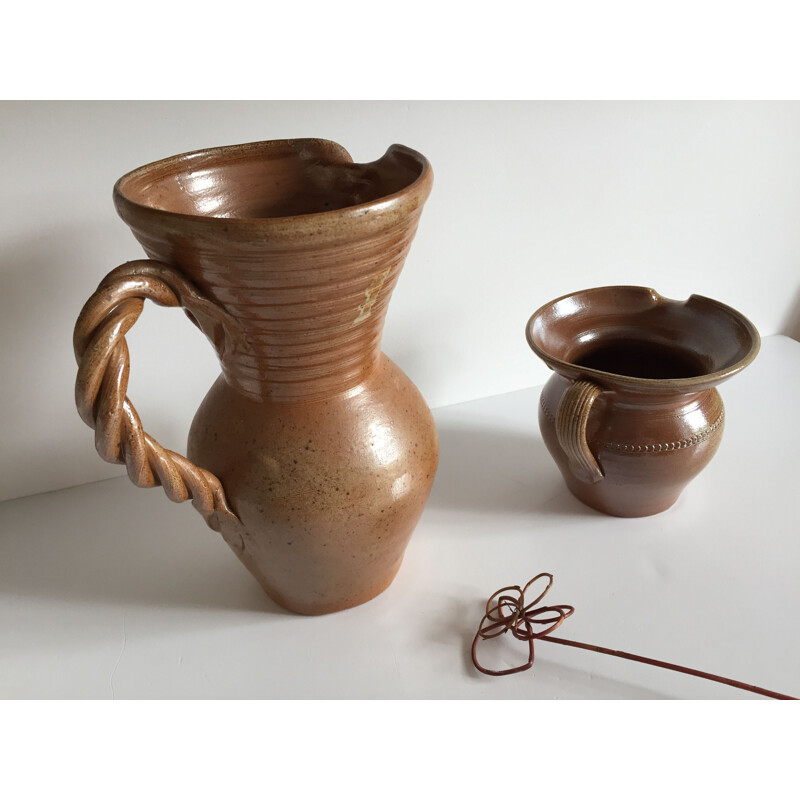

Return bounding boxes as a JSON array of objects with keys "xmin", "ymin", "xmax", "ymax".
[
  {"xmin": 526, "ymin": 286, "xmax": 760, "ymax": 517},
  {"xmin": 74, "ymin": 139, "xmax": 437, "ymax": 614}
]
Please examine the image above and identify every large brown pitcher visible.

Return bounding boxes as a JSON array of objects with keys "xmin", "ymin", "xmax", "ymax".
[
  {"xmin": 73, "ymin": 139, "xmax": 438, "ymax": 614},
  {"xmin": 526, "ymin": 286, "xmax": 760, "ymax": 517}
]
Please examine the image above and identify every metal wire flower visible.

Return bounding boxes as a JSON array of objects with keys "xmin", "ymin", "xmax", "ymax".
[
  {"xmin": 471, "ymin": 573, "xmax": 574, "ymax": 676},
  {"xmin": 471, "ymin": 572, "xmax": 795, "ymax": 698}
]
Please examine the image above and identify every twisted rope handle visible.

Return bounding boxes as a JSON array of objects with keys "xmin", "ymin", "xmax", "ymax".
[{"xmin": 73, "ymin": 260, "xmax": 242, "ymax": 532}]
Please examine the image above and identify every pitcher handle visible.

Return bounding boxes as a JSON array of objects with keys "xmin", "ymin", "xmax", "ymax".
[
  {"xmin": 556, "ymin": 379, "xmax": 604, "ymax": 484},
  {"xmin": 73, "ymin": 260, "xmax": 241, "ymax": 532}
]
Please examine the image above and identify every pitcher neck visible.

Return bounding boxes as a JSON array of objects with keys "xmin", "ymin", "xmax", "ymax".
[
  {"xmin": 200, "ymin": 227, "xmax": 418, "ymax": 402},
  {"xmin": 220, "ymin": 295, "xmax": 389, "ymax": 403}
]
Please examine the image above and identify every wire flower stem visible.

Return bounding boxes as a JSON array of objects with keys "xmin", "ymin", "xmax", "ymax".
[
  {"xmin": 472, "ymin": 573, "xmax": 797, "ymax": 699},
  {"xmin": 540, "ymin": 635, "xmax": 796, "ymax": 700}
]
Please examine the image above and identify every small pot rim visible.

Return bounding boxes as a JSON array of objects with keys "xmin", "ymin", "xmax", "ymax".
[{"xmin": 525, "ymin": 285, "xmax": 761, "ymax": 392}]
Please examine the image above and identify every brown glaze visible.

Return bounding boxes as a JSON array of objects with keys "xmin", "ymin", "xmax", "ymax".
[
  {"xmin": 74, "ymin": 139, "xmax": 438, "ymax": 614},
  {"xmin": 526, "ymin": 286, "xmax": 760, "ymax": 517}
]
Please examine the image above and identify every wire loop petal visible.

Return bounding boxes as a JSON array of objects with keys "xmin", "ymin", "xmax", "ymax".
[{"xmin": 472, "ymin": 574, "xmax": 574, "ymax": 676}]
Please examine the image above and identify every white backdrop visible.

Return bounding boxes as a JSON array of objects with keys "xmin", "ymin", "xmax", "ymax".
[{"xmin": 2, "ymin": 101, "xmax": 800, "ymax": 502}]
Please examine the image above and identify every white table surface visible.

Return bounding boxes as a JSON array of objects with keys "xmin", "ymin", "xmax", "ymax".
[{"xmin": 1, "ymin": 335, "xmax": 798, "ymax": 699}]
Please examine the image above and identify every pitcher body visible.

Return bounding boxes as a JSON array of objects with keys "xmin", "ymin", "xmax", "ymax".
[{"xmin": 188, "ymin": 355, "xmax": 437, "ymax": 614}]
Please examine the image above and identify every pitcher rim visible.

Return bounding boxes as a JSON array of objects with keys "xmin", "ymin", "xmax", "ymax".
[
  {"xmin": 113, "ymin": 138, "xmax": 432, "ymax": 232},
  {"xmin": 525, "ymin": 285, "xmax": 761, "ymax": 391}
]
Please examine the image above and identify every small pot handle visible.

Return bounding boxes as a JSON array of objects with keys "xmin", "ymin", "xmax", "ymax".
[
  {"xmin": 556, "ymin": 379, "xmax": 604, "ymax": 484},
  {"xmin": 73, "ymin": 260, "xmax": 241, "ymax": 532}
]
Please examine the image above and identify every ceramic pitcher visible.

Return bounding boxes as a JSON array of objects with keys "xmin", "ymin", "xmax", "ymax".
[
  {"xmin": 74, "ymin": 139, "xmax": 438, "ymax": 614},
  {"xmin": 526, "ymin": 286, "xmax": 760, "ymax": 517}
]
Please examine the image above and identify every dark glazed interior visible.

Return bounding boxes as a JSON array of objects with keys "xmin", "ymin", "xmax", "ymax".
[
  {"xmin": 528, "ymin": 286, "xmax": 760, "ymax": 386},
  {"xmin": 115, "ymin": 139, "xmax": 426, "ymax": 220},
  {"xmin": 574, "ymin": 339, "xmax": 708, "ymax": 379}
]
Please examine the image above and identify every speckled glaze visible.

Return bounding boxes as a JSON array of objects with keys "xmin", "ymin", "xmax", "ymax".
[
  {"xmin": 526, "ymin": 287, "xmax": 760, "ymax": 517},
  {"xmin": 78, "ymin": 139, "xmax": 437, "ymax": 614}
]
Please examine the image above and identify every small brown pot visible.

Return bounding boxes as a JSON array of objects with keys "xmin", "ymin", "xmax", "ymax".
[
  {"xmin": 73, "ymin": 139, "xmax": 438, "ymax": 614},
  {"xmin": 526, "ymin": 286, "xmax": 760, "ymax": 517}
]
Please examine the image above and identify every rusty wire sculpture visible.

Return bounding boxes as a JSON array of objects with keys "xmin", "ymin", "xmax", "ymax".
[{"xmin": 472, "ymin": 573, "xmax": 796, "ymax": 699}]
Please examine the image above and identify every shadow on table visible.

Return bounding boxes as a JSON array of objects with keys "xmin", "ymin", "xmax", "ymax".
[
  {"xmin": 0, "ymin": 480, "xmax": 288, "ymax": 616},
  {"xmin": 780, "ymin": 280, "xmax": 800, "ymax": 342},
  {"xmin": 428, "ymin": 422, "xmax": 601, "ymax": 518},
  {"xmin": 515, "ymin": 656, "xmax": 670, "ymax": 699},
  {"xmin": 1, "ymin": 422, "xmax": 597, "ymax": 616}
]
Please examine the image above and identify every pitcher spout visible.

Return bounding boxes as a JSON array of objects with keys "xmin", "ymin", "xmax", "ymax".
[{"xmin": 113, "ymin": 138, "xmax": 432, "ymax": 235}]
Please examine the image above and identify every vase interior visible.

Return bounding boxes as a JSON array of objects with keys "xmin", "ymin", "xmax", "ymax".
[{"xmin": 115, "ymin": 139, "xmax": 425, "ymax": 220}]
